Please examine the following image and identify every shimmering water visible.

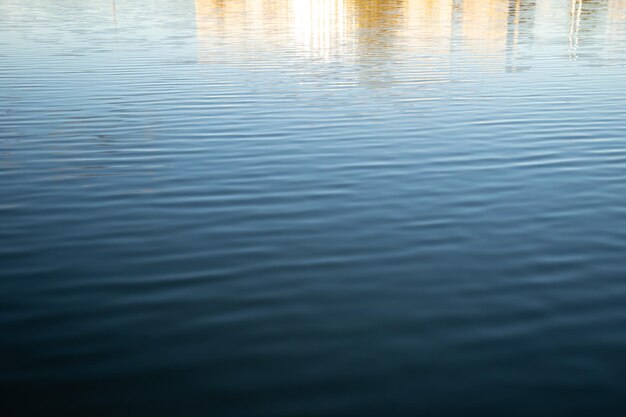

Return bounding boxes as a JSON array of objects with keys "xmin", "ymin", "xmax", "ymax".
[{"xmin": 2, "ymin": 0, "xmax": 626, "ymax": 415}]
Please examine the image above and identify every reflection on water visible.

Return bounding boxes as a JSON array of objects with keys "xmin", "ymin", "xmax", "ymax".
[
  {"xmin": 196, "ymin": 0, "xmax": 625, "ymax": 75},
  {"xmin": 570, "ymin": 0, "xmax": 583, "ymax": 59},
  {"xmin": 292, "ymin": 0, "xmax": 353, "ymax": 61},
  {"xmin": 3, "ymin": 0, "xmax": 626, "ymax": 416},
  {"xmin": 607, "ymin": 0, "xmax": 626, "ymax": 41}
]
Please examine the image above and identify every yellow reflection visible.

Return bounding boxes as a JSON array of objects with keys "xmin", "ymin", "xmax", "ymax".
[
  {"xmin": 194, "ymin": 0, "xmax": 626, "ymax": 76},
  {"xmin": 395, "ymin": 0, "xmax": 454, "ymax": 69},
  {"xmin": 194, "ymin": 0, "xmax": 409, "ymax": 63},
  {"xmin": 461, "ymin": 0, "xmax": 509, "ymax": 55},
  {"xmin": 195, "ymin": 0, "xmax": 293, "ymax": 63}
]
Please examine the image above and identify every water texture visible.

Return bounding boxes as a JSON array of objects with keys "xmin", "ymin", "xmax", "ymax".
[{"xmin": 1, "ymin": 0, "xmax": 626, "ymax": 415}]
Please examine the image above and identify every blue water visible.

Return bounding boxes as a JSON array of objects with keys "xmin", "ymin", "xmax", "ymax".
[{"xmin": 2, "ymin": 0, "xmax": 626, "ymax": 415}]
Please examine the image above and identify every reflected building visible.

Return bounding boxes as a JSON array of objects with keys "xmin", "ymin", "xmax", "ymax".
[
  {"xmin": 195, "ymin": 0, "xmax": 358, "ymax": 63},
  {"xmin": 398, "ymin": 0, "xmax": 535, "ymax": 73},
  {"xmin": 506, "ymin": 0, "xmax": 536, "ymax": 72},
  {"xmin": 461, "ymin": 0, "xmax": 510, "ymax": 55},
  {"xmin": 195, "ymin": 0, "xmax": 293, "ymax": 64},
  {"xmin": 459, "ymin": 0, "xmax": 536, "ymax": 71},
  {"xmin": 402, "ymin": 0, "xmax": 454, "ymax": 55},
  {"xmin": 194, "ymin": 0, "xmax": 626, "ymax": 82},
  {"xmin": 606, "ymin": 0, "xmax": 626, "ymax": 43}
]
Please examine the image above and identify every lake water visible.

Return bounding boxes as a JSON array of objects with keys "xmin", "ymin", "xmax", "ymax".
[{"xmin": 2, "ymin": 0, "xmax": 626, "ymax": 415}]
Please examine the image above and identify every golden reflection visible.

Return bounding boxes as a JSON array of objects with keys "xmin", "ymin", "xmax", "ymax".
[
  {"xmin": 195, "ymin": 0, "xmax": 293, "ymax": 64},
  {"xmin": 461, "ymin": 0, "xmax": 509, "ymax": 54},
  {"xmin": 402, "ymin": 0, "xmax": 453, "ymax": 54},
  {"xmin": 194, "ymin": 0, "xmax": 530, "ymax": 63},
  {"xmin": 195, "ymin": 0, "xmax": 624, "ymax": 74}
]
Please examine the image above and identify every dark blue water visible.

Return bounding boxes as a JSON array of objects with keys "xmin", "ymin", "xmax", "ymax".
[{"xmin": 2, "ymin": 0, "xmax": 626, "ymax": 415}]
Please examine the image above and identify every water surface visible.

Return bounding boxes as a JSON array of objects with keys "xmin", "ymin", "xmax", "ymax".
[{"xmin": 2, "ymin": 0, "xmax": 626, "ymax": 415}]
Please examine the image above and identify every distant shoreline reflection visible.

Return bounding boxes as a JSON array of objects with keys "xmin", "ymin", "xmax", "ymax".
[{"xmin": 195, "ymin": 0, "xmax": 625, "ymax": 79}]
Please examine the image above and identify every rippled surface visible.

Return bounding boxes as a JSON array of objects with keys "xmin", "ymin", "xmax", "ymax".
[{"xmin": 2, "ymin": 0, "xmax": 626, "ymax": 415}]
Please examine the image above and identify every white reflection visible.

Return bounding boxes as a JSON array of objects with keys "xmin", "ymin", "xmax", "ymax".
[
  {"xmin": 606, "ymin": 0, "xmax": 626, "ymax": 43},
  {"xmin": 569, "ymin": 0, "xmax": 582, "ymax": 60},
  {"xmin": 292, "ymin": 0, "xmax": 354, "ymax": 60}
]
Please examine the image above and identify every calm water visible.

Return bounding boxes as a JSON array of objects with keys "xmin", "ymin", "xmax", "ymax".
[{"xmin": 2, "ymin": 0, "xmax": 626, "ymax": 415}]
